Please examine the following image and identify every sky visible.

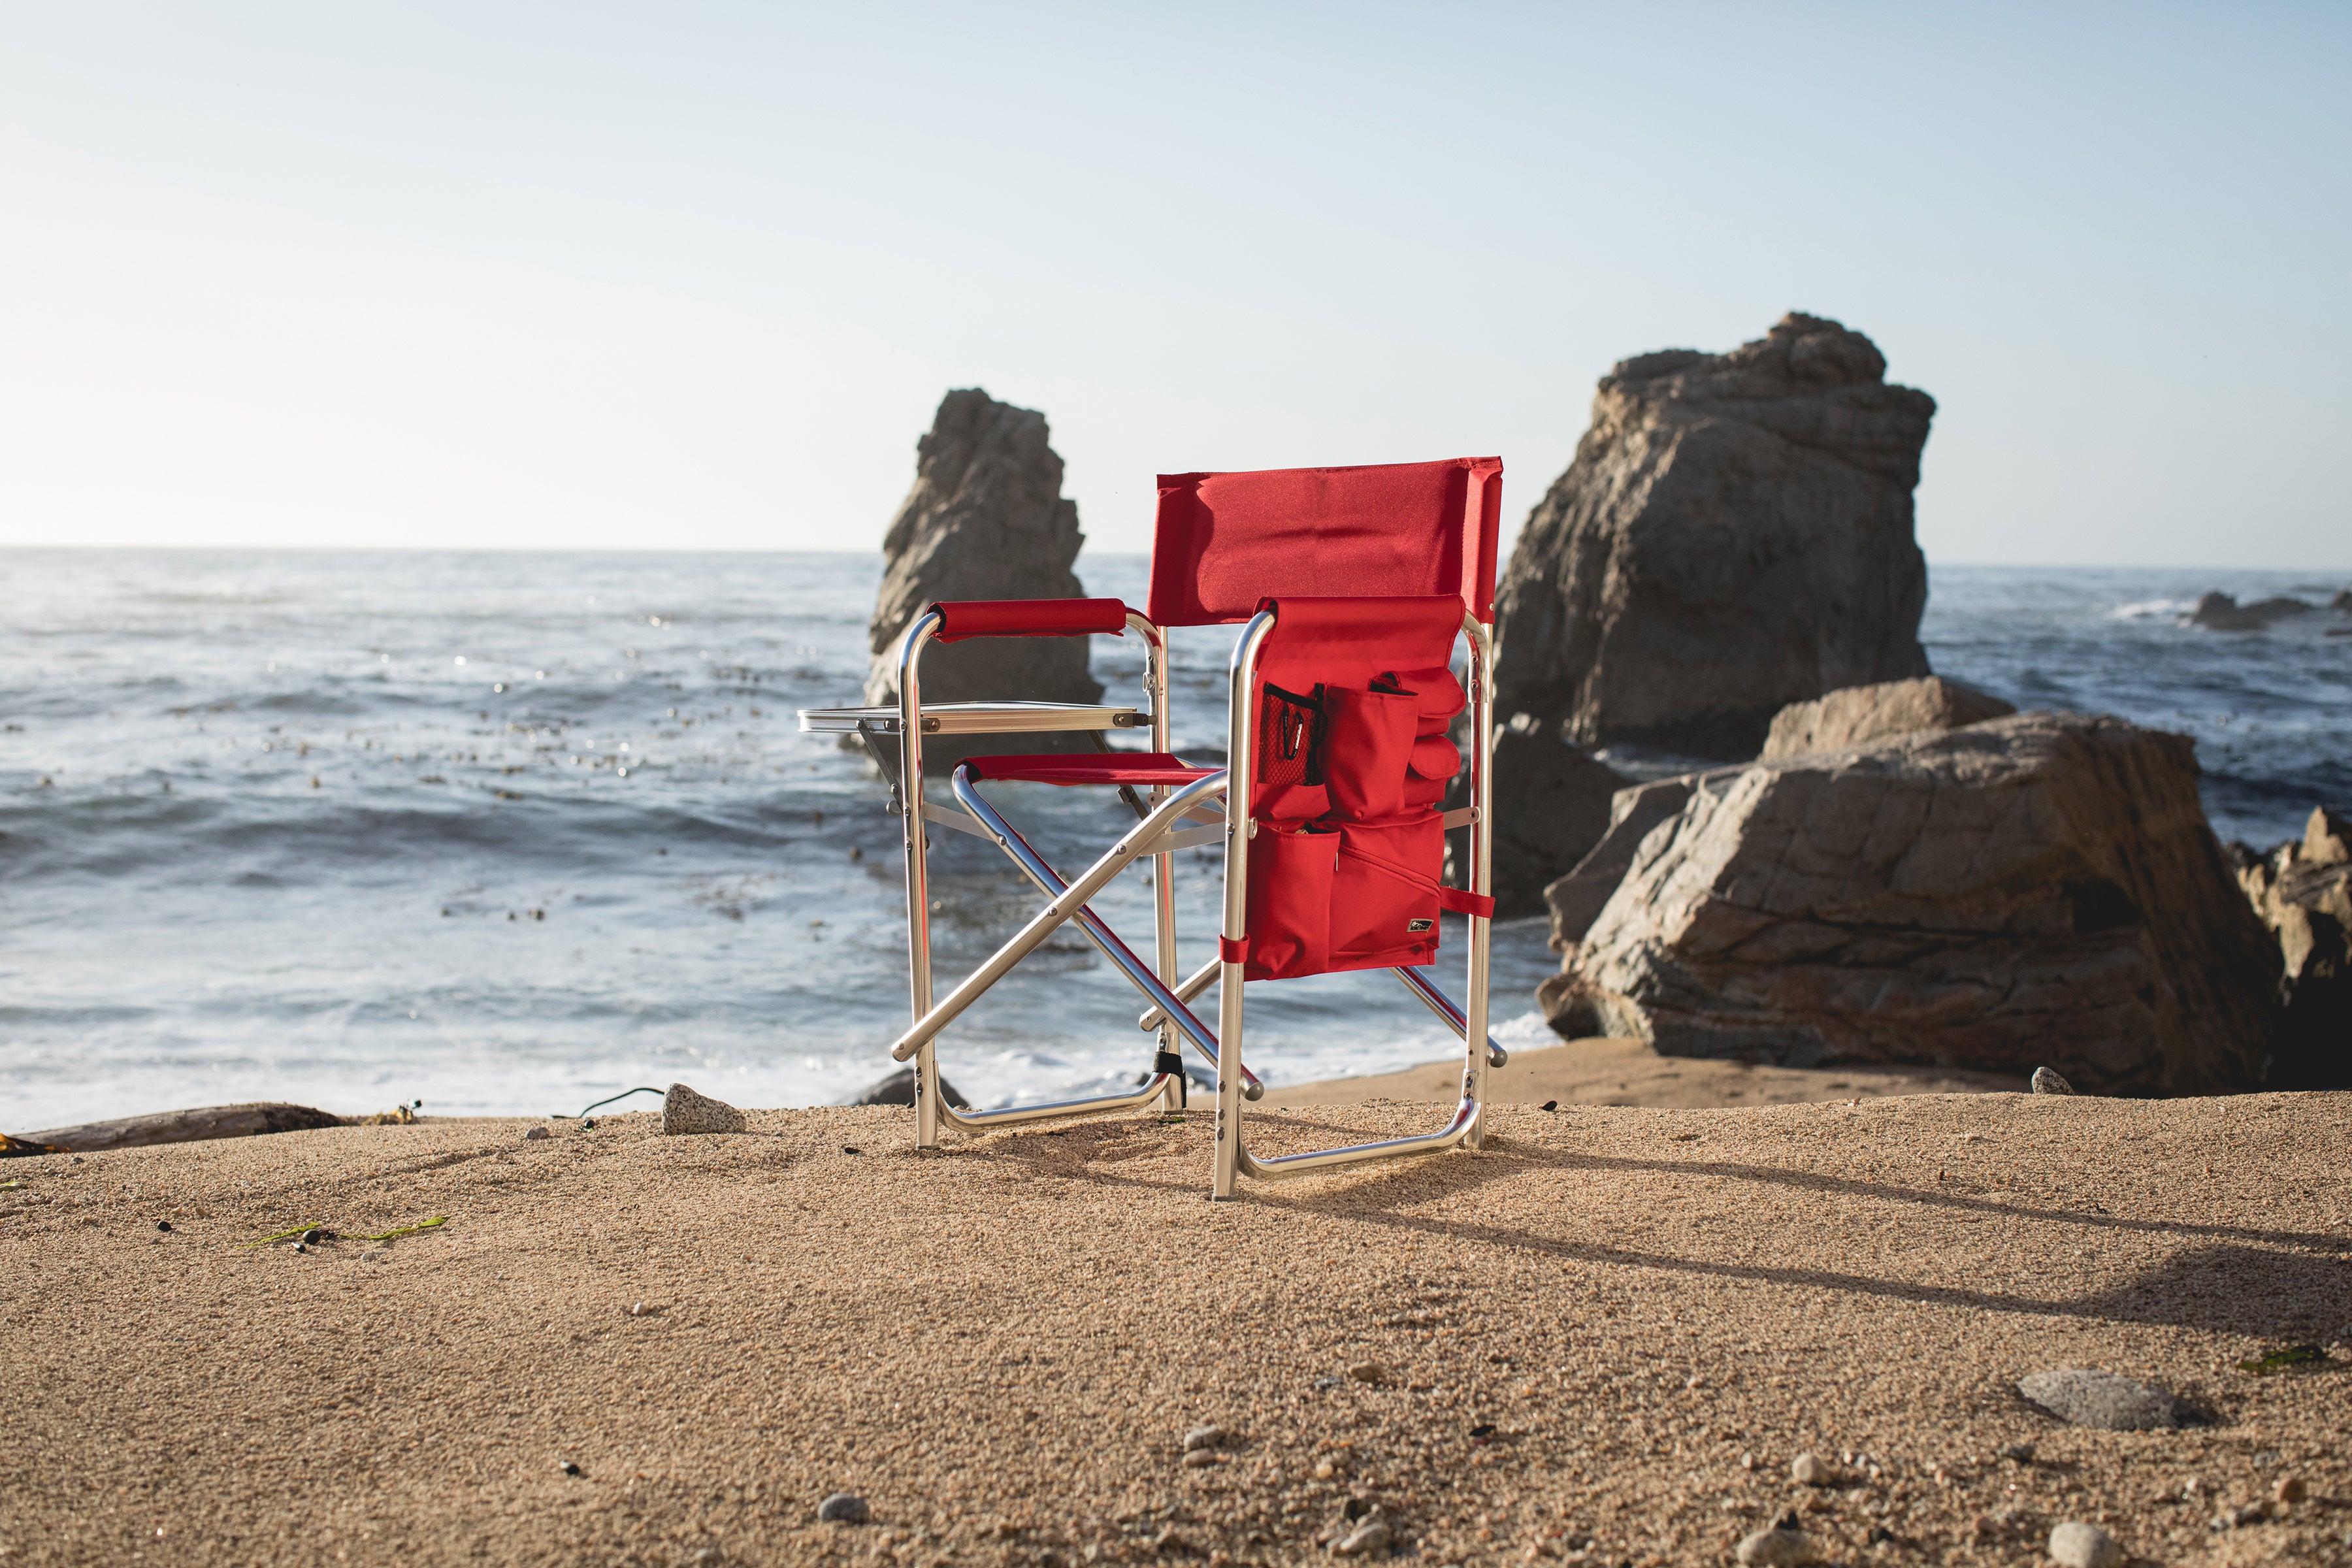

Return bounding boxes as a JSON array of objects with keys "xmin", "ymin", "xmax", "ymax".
[{"xmin": 1, "ymin": 3, "xmax": 2344, "ymax": 566}]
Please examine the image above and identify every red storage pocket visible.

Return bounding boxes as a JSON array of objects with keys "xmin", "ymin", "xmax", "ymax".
[
  {"xmin": 1243, "ymin": 821, "xmax": 1338, "ymax": 980},
  {"xmin": 1328, "ymin": 815, "xmax": 1444, "ymax": 970},
  {"xmin": 1321, "ymin": 686, "xmax": 1420, "ymax": 819},
  {"xmin": 1403, "ymin": 731, "xmax": 1461, "ymax": 808},
  {"xmin": 1390, "ymin": 666, "xmax": 1467, "ymax": 727}
]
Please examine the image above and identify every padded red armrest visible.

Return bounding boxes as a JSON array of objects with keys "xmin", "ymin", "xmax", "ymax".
[{"xmin": 930, "ymin": 598, "xmax": 1132, "ymax": 642}]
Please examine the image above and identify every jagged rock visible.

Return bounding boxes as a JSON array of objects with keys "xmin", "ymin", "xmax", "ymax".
[
  {"xmin": 1493, "ymin": 313, "xmax": 1935, "ymax": 758},
  {"xmin": 2029, "ymin": 1066, "xmax": 2076, "ymax": 1096},
  {"xmin": 2332, "ymin": 589, "xmax": 2352, "ymax": 614},
  {"xmin": 661, "ymin": 1083, "xmax": 746, "ymax": 1135},
  {"xmin": 1759, "ymin": 676, "xmax": 2014, "ymax": 762},
  {"xmin": 841, "ymin": 1066, "xmax": 971, "ymax": 1110},
  {"xmin": 22, "ymin": 1102, "xmax": 345, "ymax": 1153},
  {"xmin": 2187, "ymin": 591, "xmax": 2317, "ymax": 632},
  {"xmin": 1543, "ymin": 774, "xmax": 1708, "ymax": 953},
  {"xmin": 862, "ymin": 389, "xmax": 1102, "ymax": 760},
  {"xmin": 2230, "ymin": 806, "xmax": 2352, "ymax": 1088},
  {"xmin": 1450, "ymin": 720, "xmax": 1632, "ymax": 918},
  {"xmin": 1546, "ymin": 712, "xmax": 2278, "ymax": 1094}
]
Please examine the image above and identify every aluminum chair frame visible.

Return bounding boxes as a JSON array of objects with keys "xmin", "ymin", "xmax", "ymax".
[{"xmin": 867, "ymin": 598, "xmax": 1499, "ymax": 1198}]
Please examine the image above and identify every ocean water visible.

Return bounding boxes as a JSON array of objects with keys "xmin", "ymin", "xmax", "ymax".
[{"xmin": 2, "ymin": 552, "xmax": 2345, "ymax": 1131}]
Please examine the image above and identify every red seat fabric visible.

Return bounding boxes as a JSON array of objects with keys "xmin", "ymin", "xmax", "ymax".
[
  {"xmin": 959, "ymin": 753, "xmax": 1216, "ymax": 787},
  {"xmin": 930, "ymin": 598, "xmax": 1132, "ymax": 642},
  {"xmin": 1147, "ymin": 458, "xmax": 1502, "ymax": 628}
]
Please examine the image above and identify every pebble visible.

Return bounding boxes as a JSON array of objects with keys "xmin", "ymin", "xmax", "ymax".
[
  {"xmin": 1182, "ymin": 1425, "xmax": 1226, "ymax": 1453},
  {"xmin": 2047, "ymin": 1520, "xmax": 2124, "ymax": 1568},
  {"xmin": 2276, "ymin": 1476, "xmax": 2308, "ymax": 1504},
  {"xmin": 154, "ymin": 1220, "xmax": 172, "ymax": 1232},
  {"xmin": 1789, "ymin": 1451, "xmax": 1834, "ymax": 1486},
  {"xmin": 2031, "ymin": 1066, "xmax": 2076, "ymax": 1095},
  {"xmin": 1734, "ymin": 1527, "xmax": 1820, "ymax": 1565},
  {"xmin": 1333, "ymin": 1520, "xmax": 1390, "ymax": 1557},
  {"xmin": 817, "ymin": 1492, "xmax": 870, "ymax": 1525},
  {"xmin": 2000, "ymin": 1441, "xmax": 2036, "ymax": 1463},
  {"xmin": 558, "ymin": 1460, "xmax": 581, "ymax": 1477},
  {"xmin": 523, "ymin": 1126, "xmax": 551, "ymax": 1141},
  {"xmin": 301, "ymin": 1228, "xmax": 329, "ymax": 1245},
  {"xmin": 1180, "ymin": 1449, "xmax": 1218, "ymax": 1469},
  {"xmin": 1346, "ymin": 1362, "xmax": 1388, "ymax": 1384},
  {"xmin": 662, "ymin": 1082, "xmax": 747, "ymax": 1136},
  {"xmin": 2017, "ymin": 1369, "xmax": 2189, "ymax": 1430}
]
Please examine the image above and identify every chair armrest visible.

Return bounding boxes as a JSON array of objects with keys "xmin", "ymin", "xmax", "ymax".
[{"xmin": 929, "ymin": 598, "xmax": 1132, "ymax": 643}]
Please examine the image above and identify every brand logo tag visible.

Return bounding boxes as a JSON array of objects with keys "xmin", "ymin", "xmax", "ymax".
[{"xmin": 1407, "ymin": 918, "xmax": 1434, "ymax": 933}]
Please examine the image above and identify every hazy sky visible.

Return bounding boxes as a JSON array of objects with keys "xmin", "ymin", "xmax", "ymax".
[{"xmin": 2, "ymin": 3, "xmax": 2344, "ymax": 564}]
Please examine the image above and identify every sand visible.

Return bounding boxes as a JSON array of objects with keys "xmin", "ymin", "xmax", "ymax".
[
  {"xmin": 3, "ymin": 1089, "xmax": 2348, "ymax": 1567},
  {"xmin": 1260, "ymin": 1039, "xmax": 2029, "ymax": 1110}
]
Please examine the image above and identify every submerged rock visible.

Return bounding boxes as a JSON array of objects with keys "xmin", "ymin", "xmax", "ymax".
[
  {"xmin": 862, "ymin": 389, "xmax": 1102, "ymax": 762},
  {"xmin": 1759, "ymin": 676, "xmax": 2014, "ymax": 762},
  {"xmin": 1544, "ymin": 712, "xmax": 2278, "ymax": 1092},
  {"xmin": 2187, "ymin": 592, "xmax": 2317, "ymax": 632},
  {"xmin": 1493, "ymin": 313, "xmax": 1935, "ymax": 757}
]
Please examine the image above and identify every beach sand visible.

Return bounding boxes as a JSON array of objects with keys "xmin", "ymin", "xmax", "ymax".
[
  {"xmin": 1261, "ymin": 1038, "xmax": 2030, "ymax": 1110},
  {"xmin": 3, "ymin": 1092, "xmax": 2347, "ymax": 1567}
]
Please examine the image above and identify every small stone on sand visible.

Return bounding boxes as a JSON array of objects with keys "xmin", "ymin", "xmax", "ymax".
[
  {"xmin": 2047, "ymin": 1520, "xmax": 2124, "ymax": 1568},
  {"xmin": 558, "ymin": 1460, "xmax": 580, "ymax": 1476},
  {"xmin": 1180, "ymin": 1449, "xmax": 1218, "ymax": 1469},
  {"xmin": 2031, "ymin": 1066, "xmax": 2075, "ymax": 1096},
  {"xmin": 2018, "ymin": 1369, "xmax": 2189, "ymax": 1430},
  {"xmin": 1735, "ymin": 1527, "xmax": 1820, "ymax": 1565},
  {"xmin": 2276, "ymin": 1476, "xmax": 2307, "ymax": 1504},
  {"xmin": 1346, "ymin": 1362, "xmax": 1388, "ymax": 1384},
  {"xmin": 1182, "ymin": 1425, "xmax": 1226, "ymax": 1453},
  {"xmin": 1789, "ymin": 1451, "xmax": 1833, "ymax": 1486},
  {"xmin": 816, "ymin": 1492, "xmax": 870, "ymax": 1524},
  {"xmin": 1999, "ymin": 1441, "xmax": 2036, "ymax": 1463},
  {"xmin": 1333, "ymin": 1520, "xmax": 1390, "ymax": 1556},
  {"xmin": 662, "ymin": 1083, "xmax": 746, "ymax": 1136},
  {"xmin": 523, "ymin": 1126, "xmax": 550, "ymax": 1141}
]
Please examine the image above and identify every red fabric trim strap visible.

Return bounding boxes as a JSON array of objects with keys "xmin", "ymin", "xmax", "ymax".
[
  {"xmin": 959, "ymin": 753, "xmax": 1214, "ymax": 787},
  {"xmin": 1436, "ymin": 887, "xmax": 1495, "ymax": 919},
  {"xmin": 1218, "ymin": 936, "xmax": 1250, "ymax": 964},
  {"xmin": 930, "ymin": 598, "xmax": 1130, "ymax": 643}
]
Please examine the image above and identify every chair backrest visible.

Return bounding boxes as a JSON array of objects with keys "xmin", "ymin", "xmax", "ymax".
[{"xmin": 1146, "ymin": 457, "xmax": 1504, "ymax": 629}]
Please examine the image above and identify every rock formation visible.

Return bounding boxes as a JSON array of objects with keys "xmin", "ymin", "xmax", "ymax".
[
  {"xmin": 1541, "ymin": 772, "xmax": 1712, "ymax": 953},
  {"xmin": 2230, "ymin": 806, "xmax": 2351, "ymax": 1088},
  {"xmin": 1493, "ymin": 313, "xmax": 1935, "ymax": 757},
  {"xmin": 1759, "ymin": 676, "xmax": 2014, "ymax": 762},
  {"xmin": 2187, "ymin": 592, "xmax": 2319, "ymax": 632},
  {"xmin": 1450, "ymin": 721, "xmax": 1631, "ymax": 918},
  {"xmin": 863, "ymin": 389, "xmax": 1103, "ymax": 738},
  {"xmin": 1538, "ymin": 712, "xmax": 2279, "ymax": 1096}
]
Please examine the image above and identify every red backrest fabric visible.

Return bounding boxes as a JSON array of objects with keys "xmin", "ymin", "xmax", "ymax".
[
  {"xmin": 1248, "ymin": 596, "xmax": 1466, "ymax": 821},
  {"xmin": 1146, "ymin": 457, "xmax": 1503, "ymax": 629}
]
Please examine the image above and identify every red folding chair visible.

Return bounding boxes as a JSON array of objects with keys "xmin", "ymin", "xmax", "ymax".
[{"xmin": 801, "ymin": 457, "xmax": 1505, "ymax": 1197}]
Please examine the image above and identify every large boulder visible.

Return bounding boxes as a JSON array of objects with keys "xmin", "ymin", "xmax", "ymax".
[
  {"xmin": 1451, "ymin": 721, "xmax": 1633, "ymax": 918},
  {"xmin": 1493, "ymin": 313, "xmax": 1935, "ymax": 757},
  {"xmin": 863, "ymin": 389, "xmax": 1103, "ymax": 739},
  {"xmin": 2231, "ymin": 806, "xmax": 2351, "ymax": 1088},
  {"xmin": 2187, "ymin": 592, "xmax": 2318, "ymax": 633},
  {"xmin": 1759, "ymin": 676, "xmax": 2014, "ymax": 762},
  {"xmin": 1540, "ymin": 712, "xmax": 2279, "ymax": 1095}
]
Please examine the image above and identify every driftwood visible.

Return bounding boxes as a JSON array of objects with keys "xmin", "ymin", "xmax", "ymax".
[{"xmin": 16, "ymin": 1102, "xmax": 346, "ymax": 1154}]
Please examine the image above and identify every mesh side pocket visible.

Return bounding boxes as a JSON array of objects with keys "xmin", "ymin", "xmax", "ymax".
[
  {"xmin": 1243, "ymin": 821, "xmax": 1339, "ymax": 980},
  {"xmin": 1257, "ymin": 683, "xmax": 1326, "ymax": 786}
]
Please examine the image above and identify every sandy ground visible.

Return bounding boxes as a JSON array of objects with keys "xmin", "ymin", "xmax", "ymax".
[
  {"xmin": 1261, "ymin": 1039, "xmax": 2029, "ymax": 1110},
  {"xmin": 3, "ymin": 1092, "xmax": 2348, "ymax": 1568}
]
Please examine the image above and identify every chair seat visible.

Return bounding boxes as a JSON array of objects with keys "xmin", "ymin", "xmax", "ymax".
[{"xmin": 960, "ymin": 752, "xmax": 1218, "ymax": 787}]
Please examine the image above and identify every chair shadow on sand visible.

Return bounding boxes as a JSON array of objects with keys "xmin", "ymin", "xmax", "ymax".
[{"xmin": 983, "ymin": 1107, "xmax": 2352, "ymax": 1345}]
